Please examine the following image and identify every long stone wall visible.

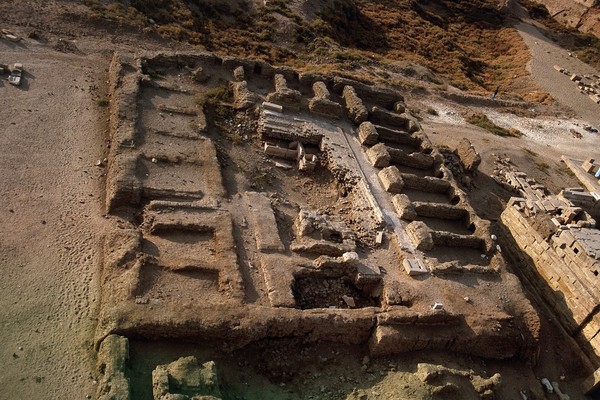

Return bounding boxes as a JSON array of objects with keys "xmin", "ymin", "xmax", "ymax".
[{"xmin": 501, "ymin": 203, "xmax": 600, "ymax": 366}]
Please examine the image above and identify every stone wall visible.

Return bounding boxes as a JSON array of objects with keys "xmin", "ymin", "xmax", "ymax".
[
  {"xmin": 501, "ymin": 202, "xmax": 600, "ymax": 365},
  {"xmin": 529, "ymin": 0, "xmax": 600, "ymax": 36}
]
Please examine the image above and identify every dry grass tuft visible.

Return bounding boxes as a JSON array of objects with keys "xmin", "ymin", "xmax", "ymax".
[{"xmin": 466, "ymin": 112, "xmax": 523, "ymax": 137}]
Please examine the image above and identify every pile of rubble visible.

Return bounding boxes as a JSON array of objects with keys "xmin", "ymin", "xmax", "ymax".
[
  {"xmin": 0, "ymin": 62, "xmax": 23, "ymax": 86},
  {"xmin": 554, "ymin": 64, "xmax": 600, "ymax": 104}
]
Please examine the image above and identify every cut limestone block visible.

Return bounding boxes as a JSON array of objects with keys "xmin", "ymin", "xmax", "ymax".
[
  {"xmin": 358, "ymin": 121, "xmax": 379, "ymax": 146},
  {"xmin": 378, "ymin": 166, "xmax": 404, "ymax": 193},
  {"xmin": 406, "ymin": 221, "xmax": 434, "ymax": 251},
  {"xmin": 367, "ymin": 143, "xmax": 391, "ymax": 168},
  {"xmin": 245, "ymin": 192, "xmax": 285, "ymax": 252},
  {"xmin": 392, "ymin": 194, "xmax": 417, "ymax": 220}
]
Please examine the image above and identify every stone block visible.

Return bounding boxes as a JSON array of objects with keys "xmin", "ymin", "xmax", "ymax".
[
  {"xmin": 387, "ymin": 147, "xmax": 434, "ymax": 169},
  {"xmin": 245, "ymin": 192, "xmax": 285, "ymax": 252},
  {"xmin": 312, "ymin": 81, "xmax": 330, "ymax": 99},
  {"xmin": 264, "ymin": 143, "xmax": 297, "ymax": 160},
  {"xmin": 369, "ymin": 106, "xmax": 409, "ymax": 129},
  {"xmin": 342, "ymin": 85, "xmax": 368, "ymax": 124},
  {"xmin": 456, "ymin": 138, "xmax": 481, "ymax": 172},
  {"xmin": 392, "ymin": 194, "xmax": 417, "ymax": 220},
  {"xmin": 406, "ymin": 221, "xmax": 434, "ymax": 251},
  {"xmin": 378, "ymin": 166, "xmax": 404, "ymax": 193},
  {"xmin": 333, "ymin": 76, "xmax": 404, "ymax": 108},
  {"xmin": 400, "ymin": 173, "xmax": 451, "ymax": 193},
  {"xmin": 152, "ymin": 356, "xmax": 222, "ymax": 400},
  {"xmin": 266, "ymin": 74, "xmax": 302, "ymax": 111},
  {"xmin": 403, "ymin": 257, "xmax": 428, "ymax": 275},
  {"xmin": 374, "ymin": 124, "xmax": 417, "ymax": 145},
  {"xmin": 96, "ymin": 335, "xmax": 131, "ymax": 400},
  {"xmin": 394, "ymin": 101, "xmax": 406, "ymax": 113},
  {"xmin": 431, "ymin": 231, "xmax": 484, "ymax": 249},
  {"xmin": 230, "ymin": 80, "xmax": 257, "ymax": 110},
  {"xmin": 412, "ymin": 202, "xmax": 468, "ymax": 220},
  {"xmin": 233, "ymin": 65, "xmax": 245, "ymax": 81},
  {"xmin": 366, "ymin": 143, "xmax": 391, "ymax": 168},
  {"xmin": 308, "ymin": 97, "xmax": 343, "ymax": 119},
  {"xmin": 358, "ymin": 121, "xmax": 379, "ymax": 145}
]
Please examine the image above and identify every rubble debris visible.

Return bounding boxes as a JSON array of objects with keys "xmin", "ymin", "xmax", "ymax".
[
  {"xmin": 292, "ymin": 208, "xmax": 356, "ymax": 256},
  {"xmin": 7, "ymin": 63, "xmax": 22, "ymax": 86},
  {"xmin": 152, "ymin": 356, "xmax": 222, "ymax": 400}
]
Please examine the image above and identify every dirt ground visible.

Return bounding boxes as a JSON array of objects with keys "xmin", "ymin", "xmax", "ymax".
[
  {"xmin": 2, "ymin": 1, "xmax": 600, "ymax": 399},
  {"xmin": 0, "ymin": 49, "xmax": 110, "ymax": 398}
]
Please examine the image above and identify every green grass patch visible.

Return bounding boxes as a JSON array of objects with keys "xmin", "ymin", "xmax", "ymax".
[
  {"xmin": 96, "ymin": 98, "xmax": 109, "ymax": 107},
  {"xmin": 466, "ymin": 113, "xmax": 522, "ymax": 137}
]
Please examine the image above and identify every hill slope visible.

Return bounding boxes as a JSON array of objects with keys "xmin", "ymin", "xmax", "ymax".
[{"xmin": 79, "ymin": 0, "xmax": 530, "ymax": 92}]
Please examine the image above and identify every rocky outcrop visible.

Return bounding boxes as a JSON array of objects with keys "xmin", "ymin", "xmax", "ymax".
[{"xmin": 530, "ymin": 0, "xmax": 600, "ymax": 37}]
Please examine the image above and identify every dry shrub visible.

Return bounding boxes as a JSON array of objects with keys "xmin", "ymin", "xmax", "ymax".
[
  {"xmin": 466, "ymin": 112, "xmax": 523, "ymax": 137},
  {"xmin": 522, "ymin": 91, "xmax": 554, "ymax": 105}
]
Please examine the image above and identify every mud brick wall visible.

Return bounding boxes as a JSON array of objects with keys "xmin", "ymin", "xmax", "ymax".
[
  {"xmin": 387, "ymin": 147, "xmax": 434, "ymax": 169},
  {"xmin": 501, "ymin": 204, "xmax": 600, "ymax": 365},
  {"xmin": 106, "ymin": 54, "xmax": 142, "ymax": 212},
  {"xmin": 342, "ymin": 85, "xmax": 368, "ymax": 124}
]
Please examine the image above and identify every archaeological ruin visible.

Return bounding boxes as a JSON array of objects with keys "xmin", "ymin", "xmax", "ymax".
[{"xmin": 92, "ymin": 51, "xmax": 600, "ymax": 399}]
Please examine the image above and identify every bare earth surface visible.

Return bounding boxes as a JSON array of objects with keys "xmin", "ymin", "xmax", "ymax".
[
  {"xmin": 0, "ymin": 48, "xmax": 110, "ymax": 399},
  {"xmin": 2, "ymin": 1, "xmax": 600, "ymax": 399}
]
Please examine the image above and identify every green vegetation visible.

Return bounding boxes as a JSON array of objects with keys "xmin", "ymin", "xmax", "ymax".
[
  {"xmin": 426, "ymin": 107, "xmax": 438, "ymax": 116},
  {"xmin": 466, "ymin": 113, "xmax": 522, "ymax": 137},
  {"xmin": 249, "ymin": 166, "xmax": 272, "ymax": 190},
  {"xmin": 205, "ymin": 86, "xmax": 232, "ymax": 104},
  {"xmin": 198, "ymin": 86, "xmax": 235, "ymax": 120},
  {"xmin": 408, "ymin": 108, "xmax": 423, "ymax": 121},
  {"xmin": 96, "ymin": 98, "xmax": 109, "ymax": 107}
]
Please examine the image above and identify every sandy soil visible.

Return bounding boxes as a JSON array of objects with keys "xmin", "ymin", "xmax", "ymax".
[{"xmin": 0, "ymin": 48, "xmax": 111, "ymax": 398}]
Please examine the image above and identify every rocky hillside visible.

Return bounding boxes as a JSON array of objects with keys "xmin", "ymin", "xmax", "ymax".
[
  {"xmin": 80, "ymin": 0, "xmax": 529, "ymax": 92},
  {"xmin": 529, "ymin": 0, "xmax": 600, "ymax": 35}
]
